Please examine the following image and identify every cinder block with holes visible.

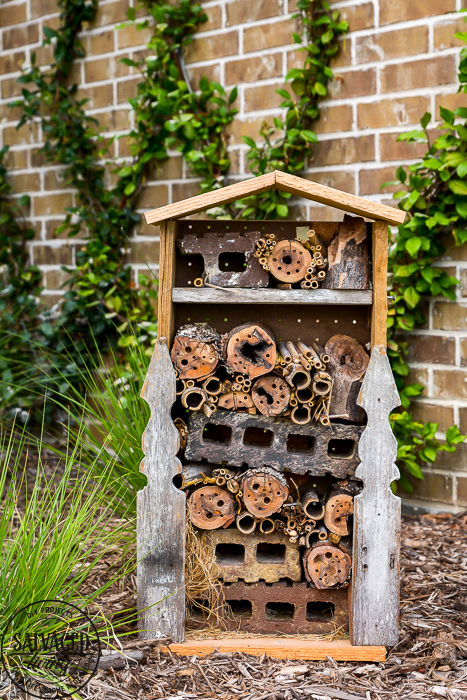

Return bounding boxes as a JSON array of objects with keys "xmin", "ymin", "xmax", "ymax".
[
  {"xmin": 205, "ymin": 528, "xmax": 301, "ymax": 583},
  {"xmin": 186, "ymin": 409, "xmax": 365, "ymax": 478},
  {"xmin": 187, "ymin": 580, "xmax": 349, "ymax": 635}
]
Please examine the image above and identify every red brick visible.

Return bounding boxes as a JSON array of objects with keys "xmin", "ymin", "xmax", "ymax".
[
  {"xmin": 187, "ymin": 63, "xmax": 221, "ymax": 88},
  {"xmin": 460, "ymin": 339, "xmax": 467, "ymax": 367},
  {"xmin": 135, "ymin": 184, "xmax": 169, "ymax": 209},
  {"xmin": 328, "ymin": 68, "xmax": 376, "ymax": 101},
  {"xmin": 202, "ymin": 4, "xmax": 223, "ymax": 32},
  {"xmin": 380, "ymin": 0, "xmax": 455, "ymax": 26},
  {"xmin": 127, "ymin": 240, "xmax": 160, "ymax": 264},
  {"xmin": 433, "ymin": 369, "xmax": 467, "ymax": 399},
  {"xmin": 226, "ymin": 0, "xmax": 281, "ymax": 26},
  {"xmin": 9, "ymin": 172, "xmax": 41, "ymax": 192},
  {"xmin": 359, "ymin": 167, "xmax": 403, "ymax": 196},
  {"xmin": 116, "ymin": 77, "xmax": 141, "ymax": 103},
  {"xmin": 379, "ymin": 133, "xmax": 427, "ymax": 162},
  {"xmin": 426, "ymin": 444, "xmax": 467, "ymax": 473},
  {"xmin": 76, "ymin": 83, "xmax": 114, "ymax": 110},
  {"xmin": 84, "ymin": 31, "xmax": 115, "ymax": 56},
  {"xmin": 410, "ymin": 401, "xmax": 454, "ymax": 434},
  {"xmin": 2, "ymin": 123, "xmax": 39, "ymax": 147},
  {"xmin": 457, "ymin": 475, "xmax": 467, "ymax": 506},
  {"xmin": 381, "ymin": 56, "xmax": 456, "ymax": 94},
  {"xmin": 84, "ymin": 56, "xmax": 130, "ymax": 83},
  {"xmin": 461, "ymin": 270, "xmax": 467, "ymax": 298},
  {"xmin": 30, "ymin": 0, "xmax": 59, "ymax": 19},
  {"xmin": 0, "ymin": 1, "xmax": 26, "ymax": 26},
  {"xmin": 32, "ymin": 244, "xmax": 73, "ymax": 265},
  {"xmin": 33, "ymin": 193, "xmax": 73, "ymax": 217},
  {"xmin": 94, "ymin": 0, "xmax": 128, "ymax": 27},
  {"xmin": 225, "ymin": 53, "xmax": 282, "ymax": 86},
  {"xmin": 244, "ymin": 83, "xmax": 284, "ymax": 113},
  {"xmin": 407, "ymin": 368, "xmax": 429, "ymax": 392},
  {"xmin": 0, "ymin": 51, "xmax": 25, "ymax": 75},
  {"xmin": 311, "ymin": 135, "xmax": 375, "ymax": 168},
  {"xmin": 185, "ymin": 31, "xmax": 239, "ymax": 63},
  {"xmin": 305, "ymin": 170, "xmax": 356, "ymax": 194},
  {"xmin": 147, "ymin": 156, "xmax": 183, "ymax": 182},
  {"xmin": 433, "ymin": 303, "xmax": 467, "ymax": 331},
  {"xmin": 243, "ymin": 18, "xmax": 298, "ymax": 53},
  {"xmin": 356, "ymin": 26, "xmax": 428, "ymax": 64},
  {"xmin": 460, "ymin": 407, "xmax": 467, "ymax": 435},
  {"xmin": 314, "ymin": 104, "xmax": 353, "ymax": 134},
  {"xmin": 406, "ymin": 472, "xmax": 453, "ymax": 505},
  {"xmin": 403, "ymin": 333, "xmax": 456, "ymax": 364},
  {"xmin": 117, "ymin": 22, "xmax": 152, "ymax": 50},
  {"xmin": 434, "ymin": 17, "xmax": 467, "ymax": 50},
  {"xmin": 435, "ymin": 91, "xmax": 466, "ymax": 117},
  {"xmin": 1, "ymin": 76, "xmax": 22, "ymax": 99},
  {"xmin": 358, "ymin": 96, "xmax": 430, "ymax": 130},
  {"xmin": 228, "ymin": 116, "xmax": 277, "ymax": 145},
  {"xmin": 339, "ymin": 3, "xmax": 374, "ymax": 31}
]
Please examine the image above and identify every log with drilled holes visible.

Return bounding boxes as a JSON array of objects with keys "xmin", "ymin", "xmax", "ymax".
[
  {"xmin": 241, "ymin": 468, "xmax": 289, "ymax": 518},
  {"xmin": 268, "ymin": 240, "xmax": 312, "ymax": 283},
  {"xmin": 187, "ymin": 485, "xmax": 236, "ymax": 530},
  {"xmin": 218, "ymin": 391, "xmax": 256, "ymax": 413},
  {"xmin": 171, "ymin": 324, "xmax": 220, "ymax": 380},
  {"xmin": 325, "ymin": 334, "xmax": 369, "ymax": 423},
  {"xmin": 323, "ymin": 215, "xmax": 370, "ymax": 290},
  {"xmin": 303, "ymin": 542, "xmax": 352, "ymax": 589},
  {"xmin": 324, "ymin": 491, "xmax": 354, "ymax": 537},
  {"xmin": 251, "ymin": 374, "xmax": 291, "ymax": 416},
  {"xmin": 224, "ymin": 323, "xmax": 276, "ymax": 379}
]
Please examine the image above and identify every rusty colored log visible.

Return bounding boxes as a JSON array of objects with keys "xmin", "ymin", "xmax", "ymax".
[
  {"xmin": 323, "ymin": 214, "xmax": 370, "ymax": 290},
  {"xmin": 181, "ymin": 386, "xmax": 208, "ymax": 411},
  {"xmin": 325, "ymin": 334, "xmax": 370, "ymax": 423},
  {"xmin": 242, "ymin": 470, "xmax": 288, "ymax": 518},
  {"xmin": 251, "ymin": 374, "xmax": 291, "ymax": 417},
  {"xmin": 301, "ymin": 489, "xmax": 325, "ymax": 521},
  {"xmin": 303, "ymin": 543, "xmax": 352, "ymax": 589},
  {"xmin": 187, "ymin": 486, "xmax": 236, "ymax": 530},
  {"xmin": 171, "ymin": 324, "xmax": 220, "ymax": 380},
  {"xmin": 236, "ymin": 511, "xmax": 256, "ymax": 534},
  {"xmin": 218, "ymin": 391, "xmax": 256, "ymax": 413},
  {"xmin": 268, "ymin": 240, "xmax": 312, "ymax": 283},
  {"xmin": 225, "ymin": 323, "xmax": 276, "ymax": 379},
  {"xmin": 324, "ymin": 491, "xmax": 354, "ymax": 536}
]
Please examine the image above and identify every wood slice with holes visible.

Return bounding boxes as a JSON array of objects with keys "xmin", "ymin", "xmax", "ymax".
[
  {"xmin": 324, "ymin": 492, "xmax": 354, "ymax": 536},
  {"xmin": 251, "ymin": 374, "xmax": 291, "ymax": 416},
  {"xmin": 325, "ymin": 334, "xmax": 369, "ymax": 423},
  {"xmin": 187, "ymin": 486, "xmax": 236, "ymax": 530},
  {"xmin": 323, "ymin": 215, "xmax": 370, "ymax": 290},
  {"xmin": 225, "ymin": 323, "xmax": 276, "ymax": 379},
  {"xmin": 218, "ymin": 391, "xmax": 256, "ymax": 413},
  {"xmin": 171, "ymin": 337, "xmax": 218, "ymax": 380},
  {"xmin": 303, "ymin": 543, "xmax": 352, "ymax": 589},
  {"xmin": 242, "ymin": 471, "xmax": 288, "ymax": 518},
  {"xmin": 269, "ymin": 240, "xmax": 312, "ymax": 283}
]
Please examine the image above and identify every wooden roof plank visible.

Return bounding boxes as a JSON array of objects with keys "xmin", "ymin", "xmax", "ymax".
[
  {"xmin": 144, "ymin": 171, "xmax": 276, "ymax": 225},
  {"xmin": 275, "ymin": 171, "xmax": 406, "ymax": 226}
]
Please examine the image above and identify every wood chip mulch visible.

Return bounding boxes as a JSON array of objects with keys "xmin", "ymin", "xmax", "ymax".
[{"xmin": 84, "ymin": 511, "xmax": 467, "ymax": 700}]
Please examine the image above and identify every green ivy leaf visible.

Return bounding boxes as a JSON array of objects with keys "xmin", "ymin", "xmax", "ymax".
[
  {"xmin": 403, "ymin": 286, "xmax": 420, "ymax": 309},
  {"xmin": 405, "ymin": 237, "xmax": 422, "ymax": 257},
  {"xmin": 449, "ymin": 180, "xmax": 467, "ymax": 195}
]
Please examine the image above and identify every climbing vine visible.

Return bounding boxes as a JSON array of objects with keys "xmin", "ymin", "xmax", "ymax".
[{"xmin": 384, "ymin": 23, "xmax": 467, "ymax": 492}]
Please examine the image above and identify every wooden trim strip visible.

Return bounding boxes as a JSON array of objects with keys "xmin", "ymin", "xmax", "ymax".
[
  {"xmin": 172, "ymin": 287, "xmax": 373, "ymax": 305},
  {"xmin": 371, "ymin": 221, "xmax": 389, "ymax": 349},
  {"xmin": 145, "ymin": 172, "xmax": 276, "ymax": 225},
  {"xmin": 163, "ymin": 637, "xmax": 386, "ymax": 661},
  {"xmin": 157, "ymin": 220, "xmax": 177, "ymax": 343},
  {"xmin": 275, "ymin": 171, "xmax": 406, "ymax": 226}
]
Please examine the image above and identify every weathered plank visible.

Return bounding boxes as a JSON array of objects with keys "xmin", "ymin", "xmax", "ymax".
[
  {"xmin": 350, "ymin": 345, "xmax": 401, "ymax": 647},
  {"xmin": 172, "ymin": 287, "xmax": 373, "ymax": 305},
  {"xmin": 371, "ymin": 221, "xmax": 389, "ymax": 349},
  {"xmin": 323, "ymin": 216, "xmax": 370, "ymax": 290},
  {"xmin": 137, "ymin": 338, "xmax": 186, "ymax": 642}
]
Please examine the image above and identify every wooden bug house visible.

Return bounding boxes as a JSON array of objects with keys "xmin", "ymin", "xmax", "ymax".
[{"xmin": 137, "ymin": 171, "xmax": 407, "ymax": 661}]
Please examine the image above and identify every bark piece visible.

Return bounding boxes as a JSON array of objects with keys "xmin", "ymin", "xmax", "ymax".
[
  {"xmin": 323, "ymin": 215, "xmax": 370, "ymax": 290},
  {"xmin": 177, "ymin": 230, "xmax": 269, "ymax": 288},
  {"xmin": 325, "ymin": 334, "xmax": 369, "ymax": 423},
  {"xmin": 218, "ymin": 391, "xmax": 256, "ymax": 413},
  {"xmin": 251, "ymin": 374, "xmax": 291, "ymax": 416},
  {"xmin": 303, "ymin": 543, "xmax": 352, "ymax": 589},
  {"xmin": 187, "ymin": 485, "xmax": 236, "ymax": 530},
  {"xmin": 171, "ymin": 324, "xmax": 220, "ymax": 380},
  {"xmin": 225, "ymin": 323, "xmax": 276, "ymax": 379},
  {"xmin": 269, "ymin": 240, "xmax": 312, "ymax": 283},
  {"xmin": 242, "ymin": 469, "xmax": 288, "ymax": 518}
]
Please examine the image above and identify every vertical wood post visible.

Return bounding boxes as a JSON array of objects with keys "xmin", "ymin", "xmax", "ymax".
[
  {"xmin": 137, "ymin": 337, "xmax": 186, "ymax": 642},
  {"xmin": 350, "ymin": 345, "xmax": 401, "ymax": 646},
  {"xmin": 371, "ymin": 221, "xmax": 389, "ymax": 350},
  {"xmin": 158, "ymin": 220, "xmax": 177, "ymax": 343}
]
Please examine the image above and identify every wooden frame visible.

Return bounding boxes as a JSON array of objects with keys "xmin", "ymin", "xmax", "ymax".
[{"xmin": 139, "ymin": 171, "xmax": 405, "ymax": 658}]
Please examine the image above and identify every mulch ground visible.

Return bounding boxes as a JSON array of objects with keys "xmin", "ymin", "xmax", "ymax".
[{"xmin": 85, "ymin": 511, "xmax": 467, "ymax": 700}]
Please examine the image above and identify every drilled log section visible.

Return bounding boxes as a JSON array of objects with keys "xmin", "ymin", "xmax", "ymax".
[
  {"xmin": 323, "ymin": 215, "xmax": 370, "ymax": 290},
  {"xmin": 242, "ymin": 469, "xmax": 288, "ymax": 518},
  {"xmin": 251, "ymin": 374, "xmax": 291, "ymax": 416},
  {"xmin": 303, "ymin": 543, "xmax": 352, "ymax": 589},
  {"xmin": 187, "ymin": 486, "xmax": 236, "ymax": 530},
  {"xmin": 325, "ymin": 334, "xmax": 369, "ymax": 423},
  {"xmin": 171, "ymin": 324, "xmax": 220, "ymax": 380},
  {"xmin": 218, "ymin": 391, "xmax": 256, "ymax": 413},
  {"xmin": 324, "ymin": 492, "xmax": 354, "ymax": 536},
  {"xmin": 268, "ymin": 240, "xmax": 312, "ymax": 283},
  {"xmin": 225, "ymin": 323, "xmax": 276, "ymax": 379},
  {"xmin": 301, "ymin": 489, "xmax": 325, "ymax": 520}
]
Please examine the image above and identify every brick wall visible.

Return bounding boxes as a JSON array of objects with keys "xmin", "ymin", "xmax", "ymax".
[{"xmin": 1, "ymin": 0, "xmax": 467, "ymax": 509}]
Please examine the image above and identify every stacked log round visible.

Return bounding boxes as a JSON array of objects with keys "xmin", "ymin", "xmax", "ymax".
[
  {"xmin": 251, "ymin": 374, "xmax": 291, "ymax": 416},
  {"xmin": 303, "ymin": 542, "xmax": 352, "ymax": 589},
  {"xmin": 219, "ymin": 391, "xmax": 256, "ymax": 413},
  {"xmin": 171, "ymin": 323, "xmax": 220, "ymax": 380},
  {"xmin": 324, "ymin": 489, "xmax": 354, "ymax": 536},
  {"xmin": 325, "ymin": 334, "xmax": 370, "ymax": 423},
  {"xmin": 224, "ymin": 323, "xmax": 276, "ymax": 379},
  {"xmin": 241, "ymin": 468, "xmax": 288, "ymax": 518},
  {"xmin": 187, "ymin": 486, "xmax": 236, "ymax": 530}
]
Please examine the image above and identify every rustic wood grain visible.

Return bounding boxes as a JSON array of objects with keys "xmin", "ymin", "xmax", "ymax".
[
  {"xmin": 158, "ymin": 220, "xmax": 177, "ymax": 343},
  {"xmin": 144, "ymin": 170, "xmax": 406, "ymax": 226},
  {"xmin": 163, "ymin": 637, "xmax": 386, "ymax": 661},
  {"xmin": 350, "ymin": 344, "xmax": 401, "ymax": 647},
  {"xmin": 371, "ymin": 221, "xmax": 389, "ymax": 349},
  {"xmin": 172, "ymin": 287, "xmax": 373, "ymax": 305},
  {"xmin": 138, "ymin": 338, "xmax": 186, "ymax": 642},
  {"xmin": 324, "ymin": 216, "xmax": 370, "ymax": 290}
]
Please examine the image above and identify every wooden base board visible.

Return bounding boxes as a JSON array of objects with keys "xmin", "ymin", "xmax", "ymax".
[{"xmin": 163, "ymin": 638, "xmax": 386, "ymax": 662}]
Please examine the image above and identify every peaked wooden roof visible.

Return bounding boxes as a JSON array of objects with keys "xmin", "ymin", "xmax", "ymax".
[{"xmin": 144, "ymin": 170, "xmax": 406, "ymax": 226}]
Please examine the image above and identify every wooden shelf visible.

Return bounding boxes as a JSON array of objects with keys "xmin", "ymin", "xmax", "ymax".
[
  {"xmin": 172, "ymin": 287, "xmax": 373, "ymax": 305},
  {"xmin": 163, "ymin": 637, "xmax": 386, "ymax": 661}
]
